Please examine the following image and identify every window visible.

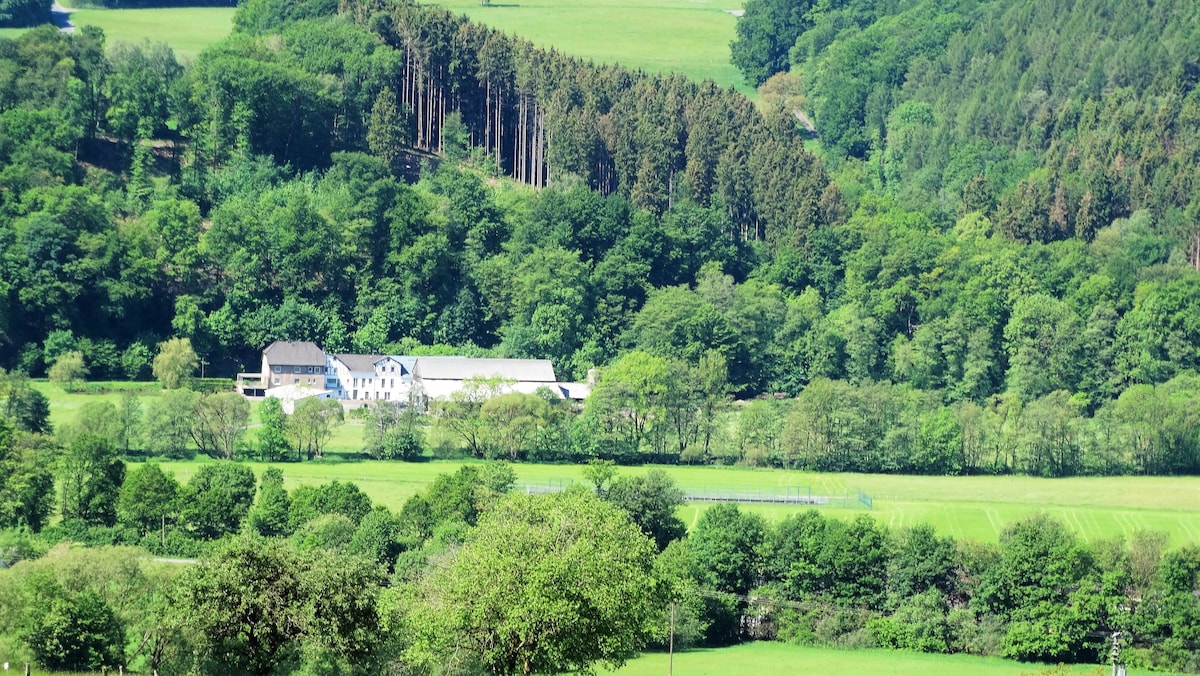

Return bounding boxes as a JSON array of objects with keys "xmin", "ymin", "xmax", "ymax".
[
  {"xmin": 293, "ymin": 366, "xmax": 301, "ymax": 373},
  {"xmin": 273, "ymin": 378, "xmax": 280, "ymax": 385},
  {"xmin": 273, "ymin": 365, "xmax": 282, "ymax": 374},
  {"xmin": 390, "ymin": 366, "xmax": 395, "ymax": 373},
  {"xmin": 390, "ymin": 379, "xmax": 395, "ymax": 388}
]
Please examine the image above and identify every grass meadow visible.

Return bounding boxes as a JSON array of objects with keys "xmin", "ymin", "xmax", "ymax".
[
  {"xmin": 67, "ymin": 7, "xmax": 235, "ymax": 60},
  {"xmin": 607, "ymin": 643, "xmax": 1126, "ymax": 676},
  {"xmin": 430, "ymin": 0, "xmax": 750, "ymax": 93},
  {"xmin": 146, "ymin": 457, "xmax": 1200, "ymax": 546}
]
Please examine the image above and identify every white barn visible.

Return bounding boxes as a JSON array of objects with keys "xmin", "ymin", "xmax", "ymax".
[{"xmin": 412, "ymin": 357, "xmax": 559, "ymax": 402}]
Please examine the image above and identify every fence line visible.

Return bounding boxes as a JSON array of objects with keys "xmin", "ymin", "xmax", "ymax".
[{"xmin": 518, "ymin": 480, "xmax": 873, "ymax": 510}]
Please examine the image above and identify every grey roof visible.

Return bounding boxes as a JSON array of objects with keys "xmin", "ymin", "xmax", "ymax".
[
  {"xmin": 263, "ymin": 341, "xmax": 326, "ymax": 366},
  {"xmin": 376, "ymin": 355, "xmax": 418, "ymax": 374},
  {"xmin": 414, "ymin": 357, "xmax": 557, "ymax": 383},
  {"xmin": 334, "ymin": 354, "xmax": 384, "ymax": 373}
]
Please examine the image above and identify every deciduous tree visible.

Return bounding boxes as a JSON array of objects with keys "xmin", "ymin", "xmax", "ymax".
[
  {"xmin": 400, "ymin": 489, "xmax": 664, "ymax": 675},
  {"xmin": 152, "ymin": 337, "xmax": 198, "ymax": 390}
]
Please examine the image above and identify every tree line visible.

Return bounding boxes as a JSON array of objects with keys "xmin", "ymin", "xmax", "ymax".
[
  {"xmin": 4, "ymin": 457, "xmax": 1200, "ymax": 673},
  {"xmin": 6, "ymin": 354, "xmax": 1198, "ymax": 479},
  {"xmin": 1, "ymin": 2, "xmax": 1198, "ymax": 478},
  {"xmin": 732, "ymin": 0, "xmax": 1200, "ymax": 260}
]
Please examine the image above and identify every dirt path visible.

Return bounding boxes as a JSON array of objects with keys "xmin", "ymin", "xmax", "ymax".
[{"xmin": 51, "ymin": 1, "xmax": 75, "ymax": 33}]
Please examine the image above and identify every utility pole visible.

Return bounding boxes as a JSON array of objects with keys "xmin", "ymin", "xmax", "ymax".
[{"xmin": 668, "ymin": 602, "xmax": 675, "ymax": 676}]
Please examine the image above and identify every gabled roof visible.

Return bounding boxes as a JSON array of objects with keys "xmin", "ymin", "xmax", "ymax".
[
  {"xmin": 263, "ymin": 341, "xmax": 326, "ymax": 366},
  {"xmin": 376, "ymin": 355, "xmax": 417, "ymax": 374},
  {"xmin": 333, "ymin": 354, "xmax": 383, "ymax": 373},
  {"xmin": 557, "ymin": 382, "xmax": 592, "ymax": 400},
  {"xmin": 414, "ymin": 357, "xmax": 557, "ymax": 383}
]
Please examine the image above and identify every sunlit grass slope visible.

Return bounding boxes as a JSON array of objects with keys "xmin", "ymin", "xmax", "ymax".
[{"xmin": 430, "ymin": 0, "xmax": 750, "ymax": 93}]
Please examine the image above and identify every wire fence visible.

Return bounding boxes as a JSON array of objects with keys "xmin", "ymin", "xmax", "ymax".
[{"xmin": 518, "ymin": 480, "xmax": 873, "ymax": 510}]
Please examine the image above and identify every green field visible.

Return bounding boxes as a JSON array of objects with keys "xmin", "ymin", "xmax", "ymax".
[
  {"xmin": 36, "ymin": 383, "xmax": 1200, "ymax": 545},
  {"xmin": 141, "ymin": 457, "xmax": 1200, "ymax": 547},
  {"xmin": 432, "ymin": 0, "xmax": 750, "ymax": 93},
  {"xmin": 67, "ymin": 7, "xmax": 235, "ymax": 60},
  {"xmin": 607, "ymin": 643, "xmax": 1130, "ymax": 676}
]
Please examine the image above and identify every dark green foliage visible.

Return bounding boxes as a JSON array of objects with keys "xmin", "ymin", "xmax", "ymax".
[
  {"xmin": 20, "ymin": 576, "xmax": 125, "ymax": 671},
  {"xmin": 604, "ymin": 469, "xmax": 686, "ymax": 551},
  {"xmin": 246, "ymin": 467, "xmax": 291, "ymax": 537},
  {"xmin": 688, "ymin": 504, "xmax": 765, "ymax": 644},
  {"xmin": 169, "ymin": 536, "xmax": 383, "ymax": 674},
  {"xmin": 116, "ymin": 462, "xmax": 179, "ymax": 537},
  {"xmin": 0, "ymin": 420, "xmax": 55, "ymax": 532},
  {"xmin": 1, "ymin": 371, "xmax": 51, "ymax": 434},
  {"xmin": 347, "ymin": 506, "xmax": 404, "ymax": 569},
  {"xmin": 0, "ymin": 0, "xmax": 48, "ymax": 27},
  {"xmin": 179, "ymin": 462, "xmax": 257, "ymax": 539},
  {"xmin": 0, "ymin": 1, "xmax": 1197, "ymax": 483},
  {"xmin": 59, "ymin": 433, "xmax": 125, "ymax": 528},
  {"xmin": 287, "ymin": 480, "xmax": 372, "ymax": 531}
]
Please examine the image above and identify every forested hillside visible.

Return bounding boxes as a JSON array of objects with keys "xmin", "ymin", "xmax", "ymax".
[{"xmin": 2, "ymin": 0, "xmax": 1200, "ymax": 474}]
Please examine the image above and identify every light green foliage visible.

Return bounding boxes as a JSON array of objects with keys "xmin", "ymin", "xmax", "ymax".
[
  {"xmin": 255, "ymin": 397, "xmax": 290, "ymax": 462},
  {"xmin": 152, "ymin": 337, "xmax": 198, "ymax": 390},
  {"xmin": 434, "ymin": 375, "xmax": 514, "ymax": 458},
  {"xmin": 582, "ymin": 458, "xmax": 618, "ymax": 496},
  {"xmin": 480, "ymin": 391, "xmax": 553, "ymax": 461},
  {"xmin": 286, "ymin": 397, "xmax": 344, "ymax": 460},
  {"xmin": 48, "ymin": 351, "xmax": 88, "ymax": 392},
  {"xmin": 115, "ymin": 390, "xmax": 142, "ymax": 454},
  {"xmin": 582, "ymin": 351, "xmax": 671, "ymax": 458},
  {"xmin": 143, "ymin": 388, "xmax": 198, "ymax": 459},
  {"xmin": 400, "ymin": 490, "xmax": 664, "ymax": 675},
  {"xmin": 192, "ymin": 392, "xmax": 250, "ymax": 460},
  {"xmin": 364, "ymin": 399, "xmax": 425, "ymax": 461}
]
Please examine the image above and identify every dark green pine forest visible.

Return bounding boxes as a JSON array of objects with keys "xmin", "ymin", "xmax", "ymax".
[{"xmin": 2, "ymin": 0, "xmax": 1200, "ymax": 475}]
